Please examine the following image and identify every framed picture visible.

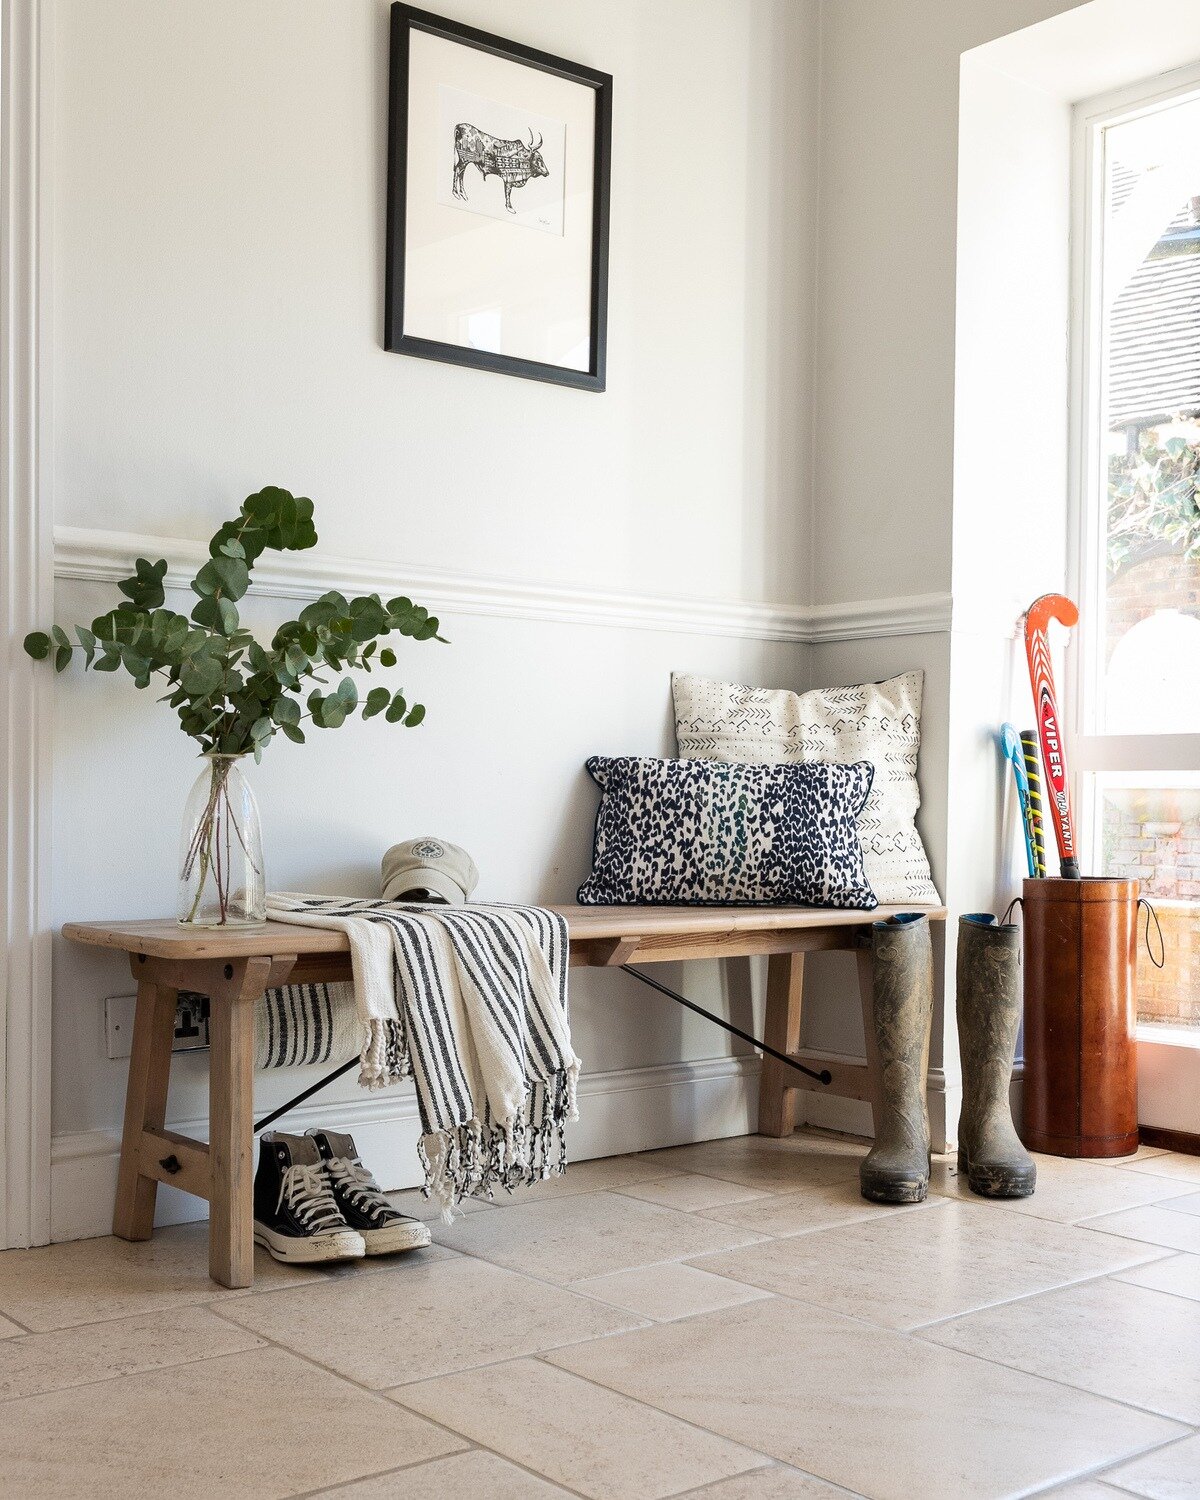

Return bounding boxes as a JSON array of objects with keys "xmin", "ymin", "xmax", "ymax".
[{"xmin": 385, "ymin": 4, "xmax": 612, "ymax": 391}]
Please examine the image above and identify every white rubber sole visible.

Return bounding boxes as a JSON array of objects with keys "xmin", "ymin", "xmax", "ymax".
[
  {"xmin": 253, "ymin": 1222, "xmax": 366, "ymax": 1263},
  {"xmin": 361, "ymin": 1220, "xmax": 433, "ymax": 1256}
]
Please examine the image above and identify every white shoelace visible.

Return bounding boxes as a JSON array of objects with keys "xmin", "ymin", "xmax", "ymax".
[
  {"xmin": 326, "ymin": 1157, "xmax": 393, "ymax": 1224},
  {"xmin": 276, "ymin": 1162, "xmax": 348, "ymax": 1234}
]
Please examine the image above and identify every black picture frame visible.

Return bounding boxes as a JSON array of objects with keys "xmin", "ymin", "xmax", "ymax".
[{"xmin": 385, "ymin": 3, "xmax": 612, "ymax": 392}]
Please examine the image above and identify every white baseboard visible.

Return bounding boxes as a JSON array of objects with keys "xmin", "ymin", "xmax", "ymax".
[
  {"xmin": 49, "ymin": 1054, "xmax": 762, "ymax": 1242},
  {"xmin": 799, "ymin": 1065, "xmax": 958, "ymax": 1154}
]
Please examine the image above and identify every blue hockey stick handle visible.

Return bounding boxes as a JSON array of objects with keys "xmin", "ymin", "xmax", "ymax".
[{"xmin": 1000, "ymin": 723, "xmax": 1037, "ymax": 878}]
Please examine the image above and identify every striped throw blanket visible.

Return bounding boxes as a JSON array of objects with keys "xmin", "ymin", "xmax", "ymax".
[
  {"xmin": 253, "ymin": 982, "xmax": 358, "ymax": 1071},
  {"xmin": 265, "ymin": 894, "xmax": 580, "ymax": 1211}
]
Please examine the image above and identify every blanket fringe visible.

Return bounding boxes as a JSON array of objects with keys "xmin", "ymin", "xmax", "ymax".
[
  {"xmin": 358, "ymin": 1017, "xmax": 409, "ymax": 1090},
  {"xmin": 417, "ymin": 1063, "xmax": 579, "ymax": 1220}
]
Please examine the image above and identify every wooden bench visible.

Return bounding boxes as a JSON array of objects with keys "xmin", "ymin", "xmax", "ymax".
[{"xmin": 64, "ymin": 902, "xmax": 946, "ymax": 1287}]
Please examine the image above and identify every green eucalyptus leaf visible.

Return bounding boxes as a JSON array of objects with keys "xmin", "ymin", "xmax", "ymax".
[
  {"xmin": 385, "ymin": 694, "xmax": 407, "ymax": 724},
  {"xmin": 210, "ymin": 555, "xmax": 249, "ymax": 600},
  {"xmin": 272, "ymin": 696, "xmax": 301, "ymax": 727},
  {"xmin": 216, "ymin": 598, "xmax": 240, "ymax": 635},
  {"xmin": 190, "ymin": 595, "xmax": 221, "ymax": 628},
  {"xmin": 379, "ymin": 648, "xmax": 397, "ymax": 668},
  {"xmin": 280, "ymin": 721, "xmax": 306, "ymax": 744},
  {"xmin": 54, "ymin": 645, "xmax": 73, "ymax": 673},
  {"xmin": 181, "ymin": 656, "xmax": 223, "ymax": 696},
  {"xmin": 250, "ymin": 716, "xmax": 273, "ymax": 742},
  {"xmin": 336, "ymin": 676, "xmax": 358, "ymax": 708},
  {"xmin": 404, "ymin": 703, "xmax": 426, "ymax": 727},
  {"xmin": 363, "ymin": 686, "xmax": 390, "ymax": 720},
  {"xmin": 24, "ymin": 632, "xmax": 51, "ymax": 660}
]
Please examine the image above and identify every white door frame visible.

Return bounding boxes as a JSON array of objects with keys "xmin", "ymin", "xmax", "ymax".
[{"xmin": 1, "ymin": 0, "xmax": 54, "ymax": 1249}]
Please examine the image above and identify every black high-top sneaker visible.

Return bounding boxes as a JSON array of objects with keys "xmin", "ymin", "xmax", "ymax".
[
  {"xmin": 307, "ymin": 1129, "xmax": 432, "ymax": 1256},
  {"xmin": 253, "ymin": 1132, "xmax": 366, "ymax": 1264}
]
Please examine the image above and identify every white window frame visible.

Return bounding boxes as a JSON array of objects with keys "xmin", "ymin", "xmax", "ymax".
[{"xmin": 1069, "ymin": 64, "xmax": 1200, "ymax": 1045}]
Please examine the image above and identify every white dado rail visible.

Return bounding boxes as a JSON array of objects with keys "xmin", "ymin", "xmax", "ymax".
[{"xmin": 53, "ymin": 525, "xmax": 960, "ymax": 645}]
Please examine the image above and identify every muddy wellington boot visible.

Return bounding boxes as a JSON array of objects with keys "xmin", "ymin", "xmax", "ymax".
[
  {"xmin": 860, "ymin": 912, "xmax": 934, "ymax": 1204},
  {"xmin": 956, "ymin": 914, "xmax": 1036, "ymax": 1198}
]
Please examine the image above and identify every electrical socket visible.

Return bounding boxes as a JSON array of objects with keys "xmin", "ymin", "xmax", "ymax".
[{"xmin": 105, "ymin": 991, "xmax": 212, "ymax": 1060}]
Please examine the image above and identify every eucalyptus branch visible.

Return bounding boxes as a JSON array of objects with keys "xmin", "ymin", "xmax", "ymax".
[{"xmin": 24, "ymin": 485, "xmax": 445, "ymax": 760}]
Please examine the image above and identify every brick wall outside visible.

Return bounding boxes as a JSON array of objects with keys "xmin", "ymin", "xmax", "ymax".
[
  {"xmin": 1103, "ymin": 799, "xmax": 1200, "ymax": 1025},
  {"xmin": 1105, "ymin": 551, "xmax": 1200, "ymax": 661}
]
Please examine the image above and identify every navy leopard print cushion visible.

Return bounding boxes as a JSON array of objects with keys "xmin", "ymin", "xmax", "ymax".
[{"xmin": 577, "ymin": 756, "xmax": 877, "ymax": 908}]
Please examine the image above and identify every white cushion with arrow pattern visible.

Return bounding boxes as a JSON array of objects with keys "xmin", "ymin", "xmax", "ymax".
[{"xmin": 672, "ymin": 669, "xmax": 939, "ymax": 905}]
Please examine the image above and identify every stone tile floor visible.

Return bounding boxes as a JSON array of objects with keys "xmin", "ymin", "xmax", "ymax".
[{"xmin": 2, "ymin": 1130, "xmax": 1200, "ymax": 1497}]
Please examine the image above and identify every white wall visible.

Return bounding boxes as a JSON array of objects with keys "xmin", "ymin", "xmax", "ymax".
[
  {"xmin": 47, "ymin": 0, "xmax": 821, "ymax": 1234},
  {"xmin": 802, "ymin": 0, "xmax": 1089, "ymax": 1144}
]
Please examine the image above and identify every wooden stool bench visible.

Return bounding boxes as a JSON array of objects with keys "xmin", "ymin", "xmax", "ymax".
[{"xmin": 64, "ymin": 902, "xmax": 946, "ymax": 1287}]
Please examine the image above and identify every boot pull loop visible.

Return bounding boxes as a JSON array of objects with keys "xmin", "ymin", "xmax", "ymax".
[
  {"xmin": 1139, "ymin": 898, "xmax": 1165, "ymax": 970},
  {"xmin": 1001, "ymin": 897, "xmax": 1023, "ymax": 927}
]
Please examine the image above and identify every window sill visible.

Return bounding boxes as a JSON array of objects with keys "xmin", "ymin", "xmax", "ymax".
[{"xmin": 1137, "ymin": 1021, "xmax": 1200, "ymax": 1050}]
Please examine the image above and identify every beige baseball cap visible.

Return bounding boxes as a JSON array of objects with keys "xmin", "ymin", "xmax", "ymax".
[{"xmin": 381, "ymin": 838, "xmax": 479, "ymax": 905}]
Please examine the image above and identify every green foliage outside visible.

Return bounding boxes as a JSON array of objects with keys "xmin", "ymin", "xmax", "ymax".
[
  {"xmin": 1108, "ymin": 427, "xmax": 1200, "ymax": 579},
  {"xmin": 24, "ymin": 486, "xmax": 444, "ymax": 759}
]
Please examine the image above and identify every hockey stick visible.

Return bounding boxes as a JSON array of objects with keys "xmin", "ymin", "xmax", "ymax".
[
  {"xmin": 1019, "ymin": 728, "xmax": 1047, "ymax": 878},
  {"xmin": 1000, "ymin": 723, "xmax": 1037, "ymax": 878},
  {"xmin": 1024, "ymin": 594, "xmax": 1081, "ymax": 878}
]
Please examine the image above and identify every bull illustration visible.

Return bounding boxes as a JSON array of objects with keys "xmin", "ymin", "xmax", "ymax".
[{"xmin": 452, "ymin": 123, "xmax": 549, "ymax": 214}]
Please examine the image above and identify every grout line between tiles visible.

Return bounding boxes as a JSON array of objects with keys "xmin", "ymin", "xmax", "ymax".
[
  {"xmin": 901, "ymin": 1255, "xmax": 1178, "ymax": 1335},
  {"xmin": 672, "ymin": 1458, "xmax": 866, "ymax": 1499},
  {"xmin": 519, "ymin": 1348, "xmax": 777, "ymax": 1484},
  {"xmin": 195, "ymin": 1312, "xmax": 501, "ymax": 1479},
  {"xmin": 0, "ymin": 1337, "xmax": 272, "ymax": 1407},
  {"xmin": 0, "ymin": 1262, "xmax": 409, "ymax": 1337},
  {"xmin": 1022, "ymin": 1423, "xmax": 1200, "ymax": 1497},
  {"xmin": 902, "ymin": 1314, "xmax": 1200, "ymax": 1430},
  {"xmin": 283, "ymin": 1439, "xmax": 596, "ymax": 1500},
  {"xmin": 1109, "ymin": 1261, "xmax": 1200, "ymax": 1310},
  {"xmin": 208, "ymin": 1292, "xmax": 655, "ymax": 1394}
]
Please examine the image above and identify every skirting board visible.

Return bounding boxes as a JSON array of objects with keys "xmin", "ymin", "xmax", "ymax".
[
  {"xmin": 49, "ymin": 1053, "xmax": 762, "ymax": 1242},
  {"xmin": 799, "ymin": 1067, "xmax": 961, "ymax": 1153}
]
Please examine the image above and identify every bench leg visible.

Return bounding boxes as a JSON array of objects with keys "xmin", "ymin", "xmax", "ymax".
[
  {"xmin": 758, "ymin": 952, "xmax": 804, "ymax": 1137},
  {"xmin": 206, "ymin": 954, "xmax": 296, "ymax": 1289},
  {"xmin": 208, "ymin": 984, "xmax": 258, "ymax": 1289},
  {"xmin": 113, "ymin": 980, "xmax": 177, "ymax": 1241}
]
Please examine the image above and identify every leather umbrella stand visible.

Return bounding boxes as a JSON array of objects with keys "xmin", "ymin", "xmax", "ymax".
[{"xmin": 1021, "ymin": 877, "xmax": 1139, "ymax": 1158}]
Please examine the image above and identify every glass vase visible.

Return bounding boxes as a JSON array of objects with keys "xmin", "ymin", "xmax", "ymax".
[{"xmin": 177, "ymin": 754, "xmax": 266, "ymax": 927}]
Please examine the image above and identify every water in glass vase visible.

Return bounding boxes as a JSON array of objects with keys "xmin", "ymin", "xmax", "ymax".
[{"xmin": 177, "ymin": 754, "xmax": 266, "ymax": 927}]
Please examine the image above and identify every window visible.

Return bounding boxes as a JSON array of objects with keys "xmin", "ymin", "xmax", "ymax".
[{"xmin": 1072, "ymin": 70, "xmax": 1200, "ymax": 1039}]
